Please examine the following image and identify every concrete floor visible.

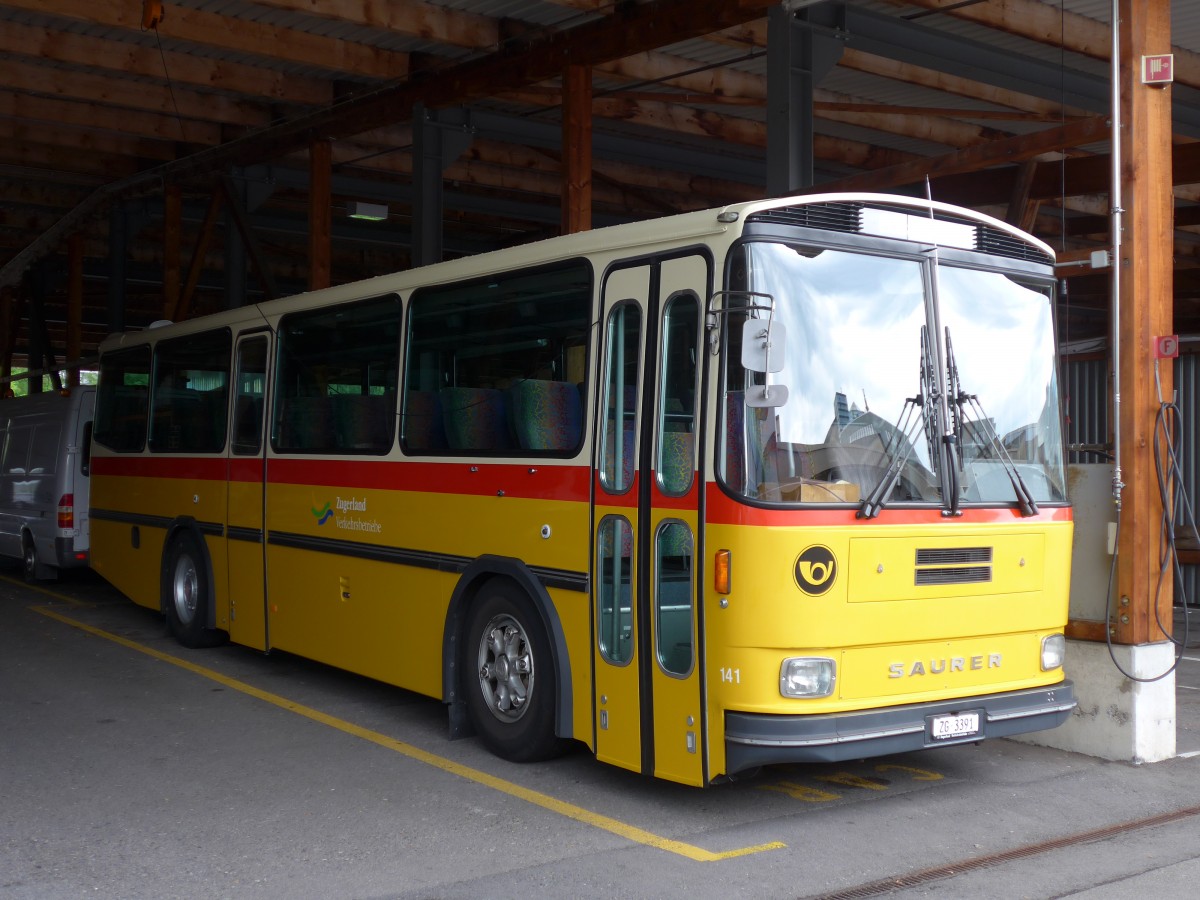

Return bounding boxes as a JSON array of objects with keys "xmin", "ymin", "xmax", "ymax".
[{"xmin": 3, "ymin": 565, "xmax": 1200, "ymax": 900}]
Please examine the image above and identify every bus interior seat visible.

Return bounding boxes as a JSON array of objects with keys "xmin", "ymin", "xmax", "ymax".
[
  {"xmin": 440, "ymin": 387, "xmax": 511, "ymax": 451},
  {"xmin": 279, "ymin": 396, "xmax": 335, "ymax": 449},
  {"xmin": 402, "ymin": 390, "xmax": 448, "ymax": 451},
  {"xmin": 724, "ymin": 391, "xmax": 745, "ymax": 491},
  {"xmin": 334, "ymin": 393, "xmax": 392, "ymax": 451},
  {"xmin": 658, "ymin": 430, "xmax": 694, "ymax": 495},
  {"xmin": 508, "ymin": 379, "xmax": 582, "ymax": 451}
]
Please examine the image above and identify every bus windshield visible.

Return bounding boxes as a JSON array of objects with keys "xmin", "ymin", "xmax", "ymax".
[{"xmin": 720, "ymin": 241, "xmax": 1066, "ymax": 509}]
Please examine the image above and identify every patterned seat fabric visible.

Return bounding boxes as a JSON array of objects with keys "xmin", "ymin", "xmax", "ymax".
[
  {"xmin": 441, "ymin": 387, "xmax": 511, "ymax": 451},
  {"xmin": 509, "ymin": 379, "xmax": 582, "ymax": 451},
  {"xmin": 659, "ymin": 430, "xmax": 694, "ymax": 496},
  {"xmin": 403, "ymin": 390, "xmax": 447, "ymax": 451}
]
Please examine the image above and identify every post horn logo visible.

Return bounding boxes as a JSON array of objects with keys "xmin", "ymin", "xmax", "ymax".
[{"xmin": 795, "ymin": 545, "xmax": 837, "ymax": 596}]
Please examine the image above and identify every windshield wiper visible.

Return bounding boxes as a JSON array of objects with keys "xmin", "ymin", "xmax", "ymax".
[
  {"xmin": 945, "ymin": 328, "xmax": 1039, "ymax": 517},
  {"xmin": 858, "ymin": 327, "xmax": 935, "ymax": 519}
]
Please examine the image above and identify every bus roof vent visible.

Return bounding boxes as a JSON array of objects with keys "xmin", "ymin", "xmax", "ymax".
[
  {"xmin": 975, "ymin": 226, "xmax": 1054, "ymax": 265},
  {"xmin": 745, "ymin": 202, "xmax": 863, "ymax": 234}
]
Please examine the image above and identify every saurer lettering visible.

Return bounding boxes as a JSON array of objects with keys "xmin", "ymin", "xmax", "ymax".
[{"xmin": 888, "ymin": 654, "xmax": 1002, "ymax": 678}]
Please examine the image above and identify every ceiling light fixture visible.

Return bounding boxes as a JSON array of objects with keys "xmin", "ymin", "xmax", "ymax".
[{"xmin": 347, "ymin": 201, "xmax": 388, "ymax": 221}]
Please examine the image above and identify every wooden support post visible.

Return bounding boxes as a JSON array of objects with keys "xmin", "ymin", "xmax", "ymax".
[
  {"xmin": 66, "ymin": 232, "xmax": 83, "ymax": 388},
  {"xmin": 561, "ymin": 64, "xmax": 592, "ymax": 235},
  {"xmin": 221, "ymin": 177, "xmax": 278, "ymax": 302},
  {"xmin": 0, "ymin": 285, "xmax": 14, "ymax": 396},
  {"xmin": 309, "ymin": 138, "xmax": 332, "ymax": 291},
  {"xmin": 178, "ymin": 188, "xmax": 224, "ymax": 321},
  {"xmin": 163, "ymin": 183, "xmax": 182, "ymax": 321},
  {"xmin": 1114, "ymin": 0, "xmax": 1175, "ymax": 645}
]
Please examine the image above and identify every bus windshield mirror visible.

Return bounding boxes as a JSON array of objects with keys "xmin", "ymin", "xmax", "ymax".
[
  {"xmin": 745, "ymin": 382, "xmax": 789, "ymax": 408},
  {"xmin": 946, "ymin": 327, "xmax": 1039, "ymax": 517},
  {"xmin": 740, "ymin": 316, "xmax": 786, "ymax": 373},
  {"xmin": 740, "ymin": 315, "xmax": 789, "ymax": 408}
]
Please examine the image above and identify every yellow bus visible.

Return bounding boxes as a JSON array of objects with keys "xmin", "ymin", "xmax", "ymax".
[{"xmin": 90, "ymin": 194, "xmax": 1075, "ymax": 786}]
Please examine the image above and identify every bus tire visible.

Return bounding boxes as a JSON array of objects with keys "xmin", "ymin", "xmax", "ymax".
[
  {"xmin": 463, "ymin": 579, "xmax": 564, "ymax": 763},
  {"xmin": 164, "ymin": 533, "xmax": 225, "ymax": 649}
]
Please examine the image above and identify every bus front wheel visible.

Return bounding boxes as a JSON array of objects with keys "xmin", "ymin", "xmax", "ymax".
[
  {"xmin": 164, "ymin": 533, "xmax": 225, "ymax": 649},
  {"xmin": 464, "ymin": 580, "xmax": 563, "ymax": 762}
]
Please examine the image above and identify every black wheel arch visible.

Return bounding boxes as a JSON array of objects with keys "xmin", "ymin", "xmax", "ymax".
[{"xmin": 442, "ymin": 555, "xmax": 574, "ymax": 741}]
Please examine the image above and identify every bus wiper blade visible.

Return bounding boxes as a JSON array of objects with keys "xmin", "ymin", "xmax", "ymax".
[
  {"xmin": 856, "ymin": 403, "xmax": 921, "ymax": 519},
  {"xmin": 858, "ymin": 330, "xmax": 931, "ymax": 519},
  {"xmin": 946, "ymin": 329, "xmax": 1039, "ymax": 517}
]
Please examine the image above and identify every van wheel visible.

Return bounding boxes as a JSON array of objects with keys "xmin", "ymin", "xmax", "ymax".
[
  {"xmin": 464, "ymin": 580, "xmax": 564, "ymax": 762},
  {"xmin": 21, "ymin": 535, "xmax": 53, "ymax": 585},
  {"xmin": 22, "ymin": 535, "xmax": 44, "ymax": 583},
  {"xmin": 164, "ymin": 533, "xmax": 225, "ymax": 649}
]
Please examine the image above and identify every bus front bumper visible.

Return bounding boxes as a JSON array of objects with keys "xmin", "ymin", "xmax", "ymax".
[{"xmin": 724, "ymin": 680, "xmax": 1076, "ymax": 774}]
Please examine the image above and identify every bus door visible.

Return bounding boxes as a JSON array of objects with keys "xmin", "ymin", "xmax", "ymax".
[
  {"xmin": 225, "ymin": 333, "xmax": 270, "ymax": 650},
  {"xmin": 593, "ymin": 255, "xmax": 707, "ymax": 785}
]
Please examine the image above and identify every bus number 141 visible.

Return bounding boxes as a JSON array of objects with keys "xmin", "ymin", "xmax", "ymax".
[{"xmin": 720, "ymin": 667, "xmax": 741, "ymax": 684}]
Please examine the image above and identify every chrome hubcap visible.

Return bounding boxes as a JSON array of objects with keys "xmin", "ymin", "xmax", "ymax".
[
  {"xmin": 476, "ymin": 613, "xmax": 534, "ymax": 723},
  {"xmin": 172, "ymin": 555, "xmax": 199, "ymax": 625}
]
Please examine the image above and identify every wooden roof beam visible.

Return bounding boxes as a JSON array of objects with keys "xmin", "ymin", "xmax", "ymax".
[
  {"xmin": 890, "ymin": 0, "xmax": 1200, "ymax": 90},
  {"xmin": 0, "ymin": 90, "xmax": 223, "ymax": 147},
  {"xmin": 0, "ymin": 59, "xmax": 270, "ymax": 130},
  {"xmin": 0, "ymin": 18, "xmax": 333, "ymax": 107},
  {"xmin": 0, "ymin": 0, "xmax": 409, "ymax": 80},
  {"xmin": 804, "ymin": 114, "xmax": 1109, "ymax": 196},
  {"xmin": 249, "ymin": 0, "xmax": 500, "ymax": 51}
]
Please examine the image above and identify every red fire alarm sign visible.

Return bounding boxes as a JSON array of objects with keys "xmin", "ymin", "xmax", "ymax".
[
  {"xmin": 1155, "ymin": 335, "xmax": 1180, "ymax": 359},
  {"xmin": 1142, "ymin": 54, "xmax": 1174, "ymax": 85}
]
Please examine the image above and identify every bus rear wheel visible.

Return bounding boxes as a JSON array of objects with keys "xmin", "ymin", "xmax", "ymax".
[
  {"xmin": 164, "ymin": 533, "xmax": 225, "ymax": 649},
  {"xmin": 464, "ymin": 580, "xmax": 563, "ymax": 762}
]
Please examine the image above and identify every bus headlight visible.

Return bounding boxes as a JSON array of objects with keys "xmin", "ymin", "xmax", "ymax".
[
  {"xmin": 1041, "ymin": 634, "xmax": 1066, "ymax": 671},
  {"xmin": 780, "ymin": 657, "xmax": 836, "ymax": 698}
]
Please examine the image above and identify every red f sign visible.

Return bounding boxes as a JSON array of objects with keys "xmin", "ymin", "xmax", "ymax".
[{"xmin": 1155, "ymin": 335, "xmax": 1179, "ymax": 359}]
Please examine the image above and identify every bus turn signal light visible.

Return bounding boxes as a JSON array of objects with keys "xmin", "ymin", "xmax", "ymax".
[{"xmin": 714, "ymin": 550, "xmax": 731, "ymax": 595}]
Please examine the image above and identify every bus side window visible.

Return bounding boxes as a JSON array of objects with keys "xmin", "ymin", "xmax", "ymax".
[
  {"xmin": 600, "ymin": 302, "xmax": 641, "ymax": 493},
  {"xmin": 232, "ymin": 336, "xmax": 268, "ymax": 455},
  {"xmin": 402, "ymin": 262, "xmax": 591, "ymax": 458},
  {"xmin": 94, "ymin": 345, "xmax": 151, "ymax": 453},
  {"xmin": 148, "ymin": 329, "xmax": 232, "ymax": 454},
  {"xmin": 273, "ymin": 295, "xmax": 400, "ymax": 455},
  {"xmin": 597, "ymin": 515, "xmax": 634, "ymax": 664},
  {"xmin": 657, "ymin": 292, "xmax": 699, "ymax": 496}
]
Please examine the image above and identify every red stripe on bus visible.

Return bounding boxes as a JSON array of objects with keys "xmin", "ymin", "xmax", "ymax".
[
  {"xmin": 704, "ymin": 484, "xmax": 1072, "ymax": 527},
  {"xmin": 92, "ymin": 456, "xmax": 229, "ymax": 481},
  {"xmin": 266, "ymin": 458, "xmax": 592, "ymax": 499}
]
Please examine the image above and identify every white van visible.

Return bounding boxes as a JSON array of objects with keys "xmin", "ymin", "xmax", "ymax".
[{"xmin": 0, "ymin": 387, "xmax": 95, "ymax": 581}]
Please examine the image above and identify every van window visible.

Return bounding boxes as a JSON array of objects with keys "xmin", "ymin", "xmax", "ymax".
[
  {"xmin": 29, "ymin": 423, "xmax": 61, "ymax": 475},
  {"xmin": 3, "ymin": 425, "xmax": 31, "ymax": 473}
]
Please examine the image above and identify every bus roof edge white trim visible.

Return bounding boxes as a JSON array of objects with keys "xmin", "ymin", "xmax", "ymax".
[{"xmin": 97, "ymin": 193, "xmax": 1054, "ymax": 351}]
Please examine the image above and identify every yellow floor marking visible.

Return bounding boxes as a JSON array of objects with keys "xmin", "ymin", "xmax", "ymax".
[
  {"xmin": 32, "ymin": 604, "xmax": 784, "ymax": 862},
  {"xmin": 0, "ymin": 574, "xmax": 92, "ymax": 607}
]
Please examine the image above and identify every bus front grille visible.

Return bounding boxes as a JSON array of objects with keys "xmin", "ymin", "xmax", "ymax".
[{"xmin": 914, "ymin": 547, "xmax": 993, "ymax": 585}]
